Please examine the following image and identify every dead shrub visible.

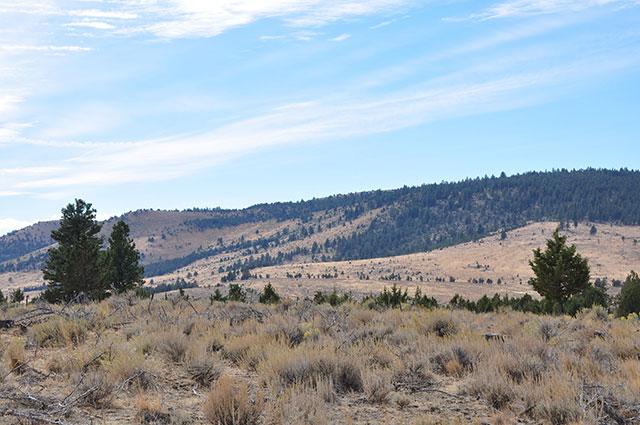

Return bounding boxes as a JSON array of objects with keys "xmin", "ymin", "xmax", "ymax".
[
  {"xmin": 203, "ymin": 375, "xmax": 263, "ymax": 425},
  {"xmin": 538, "ymin": 319, "xmax": 559, "ymax": 342},
  {"xmin": 159, "ymin": 331, "xmax": 189, "ymax": 363},
  {"xmin": 391, "ymin": 357, "xmax": 436, "ymax": 392},
  {"xmin": 135, "ymin": 393, "xmax": 171, "ymax": 424},
  {"xmin": 363, "ymin": 370, "xmax": 392, "ymax": 404},
  {"xmin": 259, "ymin": 349, "xmax": 362, "ymax": 394},
  {"xmin": 186, "ymin": 351, "xmax": 223, "ymax": 388},
  {"xmin": 267, "ymin": 384, "xmax": 328, "ymax": 425},
  {"xmin": 74, "ymin": 371, "xmax": 115, "ymax": 408},
  {"xmin": 467, "ymin": 369, "xmax": 514, "ymax": 410}
]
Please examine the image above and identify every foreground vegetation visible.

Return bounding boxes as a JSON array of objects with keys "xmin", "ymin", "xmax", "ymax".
[{"xmin": 1, "ymin": 295, "xmax": 639, "ymax": 424}]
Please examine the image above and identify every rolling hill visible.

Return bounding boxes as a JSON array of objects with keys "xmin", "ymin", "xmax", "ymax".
[{"xmin": 1, "ymin": 168, "xmax": 639, "ymax": 295}]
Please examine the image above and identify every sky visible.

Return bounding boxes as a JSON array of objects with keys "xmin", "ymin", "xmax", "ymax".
[{"xmin": 1, "ymin": 0, "xmax": 639, "ymax": 235}]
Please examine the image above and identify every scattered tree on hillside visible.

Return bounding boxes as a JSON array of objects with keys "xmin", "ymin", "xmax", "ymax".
[
  {"xmin": 0, "ymin": 289, "xmax": 5, "ymax": 304},
  {"xmin": 590, "ymin": 225, "xmax": 598, "ymax": 235},
  {"xmin": 102, "ymin": 221, "xmax": 144, "ymax": 293},
  {"xmin": 617, "ymin": 271, "xmax": 640, "ymax": 317},
  {"xmin": 529, "ymin": 229, "xmax": 590, "ymax": 312},
  {"xmin": 42, "ymin": 199, "xmax": 106, "ymax": 303}
]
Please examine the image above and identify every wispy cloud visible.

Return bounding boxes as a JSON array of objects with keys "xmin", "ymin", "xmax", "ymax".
[
  {"xmin": 5, "ymin": 46, "xmax": 638, "ymax": 195},
  {"xmin": 469, "ymin": 0, "xmax": 638, "ymax": 20},
  {"xmin": 0, "ymin": 44, "xmax": 91, "ymax": 53},
  {"xmin": 331, "ymin": 33, "xmax": 351, "ymax": 42},
  {"xmin": 65, "ymin": 21, "xmax": 116, "ymax": 30}
]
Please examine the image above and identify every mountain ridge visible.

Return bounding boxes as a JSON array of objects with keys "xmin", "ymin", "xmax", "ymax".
[{"xmin": 2, "ymin": 168, "xmax": 639, "ymax": 279}]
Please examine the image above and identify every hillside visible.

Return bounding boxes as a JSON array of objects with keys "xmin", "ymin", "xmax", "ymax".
[
  {"xmin": 151, "ymin": 221, "xmax": 640, "ymax": 303},
  {"xmin": 1, "ymin": 168, "xmax": 639, "ymax": 292}
]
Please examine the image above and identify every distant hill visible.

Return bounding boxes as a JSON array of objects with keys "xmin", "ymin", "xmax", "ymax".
[{"xmin": 1, "ymin": 168, "xmax": 639, "ymax": 281}]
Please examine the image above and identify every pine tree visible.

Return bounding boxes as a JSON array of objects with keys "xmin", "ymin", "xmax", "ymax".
[
  {"xmin": 42, "ymin": 199, "xmax": 106, "ymax": 303},
  {"xmin": 103, "ymin": 221, "xmax": 144, "ymax": 294},
  {"xmin": 529, "ymin": 229, "xmax": 590, "ymax": 312},
  {"xmin": 617, "ymin": 271, "xmax": 640, "ymax": 317},
  {"xmin": 10, "ymin": 288, "xmax": 24, "ymax": 304},
  {"xmin": 259, "ymin": 283, "xmax": 280, "ymax": 304},
  {"xmin": 0, "ymin": 289, "xmax": 5, "ymax": 304}
]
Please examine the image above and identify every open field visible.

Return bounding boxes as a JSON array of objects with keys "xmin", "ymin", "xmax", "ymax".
[{"xmin": 0, "ymin": 296, "xmax": 638, "ymax": 424}]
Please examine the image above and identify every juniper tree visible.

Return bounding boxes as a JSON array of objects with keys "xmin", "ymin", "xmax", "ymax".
[
  {"xmin": 42, "ymin": 199, "xmax": 106, "ymax": 303},
  {"xmin": 529, "ymin": 229, "xmax": 590, "ymax": 312},
  {"xmin": 617, "ymin": 271, "xmax": 640, "ymax": 317},
  {"xmin": 103, "ymin": 221, "xmax": 144, "ymax": 293},
  {"xmin": 10, "ymin": 288, "xmax": 24, "ymax": 304}
]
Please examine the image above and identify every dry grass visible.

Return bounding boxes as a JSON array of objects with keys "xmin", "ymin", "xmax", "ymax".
[
  {"xmin": 0, "ymin": 295, "xmax": 638, "ymax": 424},
  {"xmin": 203, "ymin": 374, "xmax": 263, "ymax": 425}
]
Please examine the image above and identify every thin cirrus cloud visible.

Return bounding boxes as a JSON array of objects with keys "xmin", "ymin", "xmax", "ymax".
[
  {"xmin": 470, "ymin": 0, "xmax": 639, "ymax": 20},
  {"xmin": 6, "ymin": 46, "xmax": 639, "ymax": 195}
]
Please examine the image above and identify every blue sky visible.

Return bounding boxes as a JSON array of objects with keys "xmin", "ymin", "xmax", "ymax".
[{"xmin": 1, "ymin": 0, "xmax": 639, "ymax": 235}]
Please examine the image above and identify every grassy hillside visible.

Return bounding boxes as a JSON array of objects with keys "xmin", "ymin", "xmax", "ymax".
[{"xmin": 2, "ymin": 168, "xmax": 639, "ymax": 280}]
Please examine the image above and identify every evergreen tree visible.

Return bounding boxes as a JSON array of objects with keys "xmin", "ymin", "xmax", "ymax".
[
  {"xmin": 227, "ymin": 283, "xmax": 246, "ymax": 302},
  {"xmin": 617, "ymin": 271, "xmax": 640, "ymax": 317},
  {"xmin": 529, "ymin": 229, "xmax": 590, "ymax": 312},
  {"xmin": 0, "ymin": 289, "xmax": 5, "ymax": 304},
  {"xmin": 259, "ymin": 283, "xmax": 280, "ymax": 304},
  {"xmin": 10, "ymin": 288, "xmax": 24, "ymax": 303},
  {"xmin": 103, "ymin": 221, "xmax": 144, "ymax": 293},
  {"xmin": 42, "ymin": 199, "xmax": 106, "ymax": 303}
]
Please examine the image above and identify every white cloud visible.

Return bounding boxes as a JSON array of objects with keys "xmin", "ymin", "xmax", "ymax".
[
  {"xmin": 69, "ymin": 9, "xmax": 138, "ymax": 20},
  {"xmin": 331, "ymin": 33, "xmax": 351, "ymax": 41},
  {"xmin": 0, "ymin": 45, "xmax": 91, "ymax": 53},
  {"xmin": 0, "ymin": 218, "xmax": 32, "ymax": 236},
  {"xmin": 65, "ymin": 21, "xmax": 116, "ymax": 30},
  {"xmin": 471, "ymin": 0, "xmax": 638, "ymax": 20},
  {"xmin": 118, "ymin": 0, "xmax": 412, "ymax": 39}
]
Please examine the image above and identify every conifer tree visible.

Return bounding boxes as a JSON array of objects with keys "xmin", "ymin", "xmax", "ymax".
[
  {"xmin": 617, "ymin": 271, "xmax": 640, "ymax": 317},
  {"xmin": 42, "ymin": 199, "xmax": 106, "ymax": 303},
  {"xmin": 103, "ymin": 221, "xmax": 144, "ymax": 293},
  {"xmin": 529, "ymin": 229, "xmax": 590, "ymax": 311}
]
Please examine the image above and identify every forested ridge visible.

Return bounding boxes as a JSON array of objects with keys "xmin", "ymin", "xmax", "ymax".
[{"xmin": 1, "ymin": 168, "xmax": 639, "ymax": 275}]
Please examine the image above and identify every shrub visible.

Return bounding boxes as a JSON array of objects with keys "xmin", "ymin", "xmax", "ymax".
[
  {"xmin": 428, "ymin": 317, "xmax": 458, "ymax": 337},
  {"xmin": 363, "ymin": 370, "xmax": 392, "ymax": 404},
  {"xmin": 268, "ymin": 385, "xmax": 328, "ymax": 425},
  {"xmin": 4, "ymin": 338, "xmax": 26, "ymax": 374},
  {"xmin": 467, "ymin": 370, "xmax": 514, "ymax": 409},
  {"xmin": 203, "ymin": 375, "xmax": 263, "ymax": 425},
  {"xmin": 259, "ymin": 349, "xmax": 362, "ymax": 394},
  {"xmin": 74, "ymin": 371, "xmax": 115, "ymax": 408},
  {"xmin": 159, "ymin": 331, "xmax": 189, "ymax": 363},
  {"xmin": 32, "ymin": 317, "xmax": 88, "ymax": 347},
  {"xmin": 431, "ymin": 346, "xmax": 473, "ymax": 377},
  {"xmin": 186, "ymin": 349, "xmax": 223, "ymax": 388}
]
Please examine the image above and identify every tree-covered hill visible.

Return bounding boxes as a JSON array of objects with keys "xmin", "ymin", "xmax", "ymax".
[{"xmin": 1, "ymin": 168, "xmax": 638, "ymax": 276}]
